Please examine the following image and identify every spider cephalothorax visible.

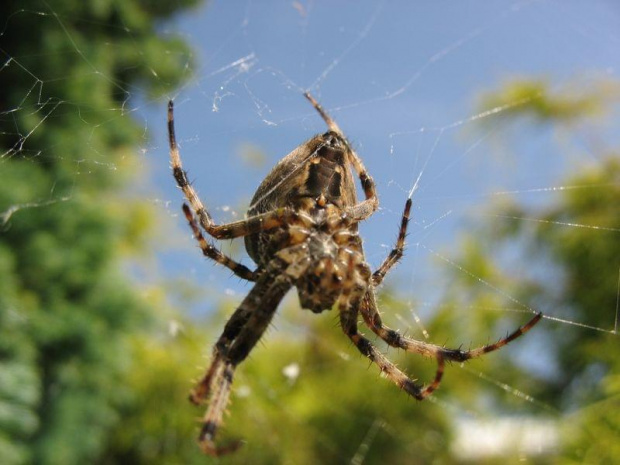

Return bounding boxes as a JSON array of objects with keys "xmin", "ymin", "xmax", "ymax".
[
  {"xmin": 274, "ymin": 202, "xmax": 369, "ymax": 314},
  {"xmin": 168, "ymin": 92, "xmax": 542, "ymax": 456}
]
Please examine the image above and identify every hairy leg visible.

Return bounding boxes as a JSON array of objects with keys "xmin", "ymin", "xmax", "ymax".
[
  {"xmin": 193, "ymin": 271, "xmax": 291, "ymax": 456},
  {"xmin": 339, "ymin": 295, "xmax": 443, "ymax": 400},
  {"xmin": 372, "ymin": 198, "xmax": 412, "ymax": 286},
  {"xmin": 168, "ymin": 100, "xmax": 297, "ymax": 240},
  {"xmin": 360, "ymin": 290, "xmax": 542, "ymax": 362},
  {"xmin": 182, "ymin": 204, "xmax": 258, "ymax": 281},
  {"xmin": 303, "ymin": 92, "xmax": 378, "ymax": 221}
]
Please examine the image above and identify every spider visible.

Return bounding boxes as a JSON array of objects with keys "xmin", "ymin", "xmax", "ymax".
[{"xmin": 167, "ymin": 93, "xmax": 542, "ymax": 456}]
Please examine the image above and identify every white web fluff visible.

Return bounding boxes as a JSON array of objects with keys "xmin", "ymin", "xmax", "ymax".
[{"xmin": 2, "ymin": 0, "xmax": 619, "ymax": 461}]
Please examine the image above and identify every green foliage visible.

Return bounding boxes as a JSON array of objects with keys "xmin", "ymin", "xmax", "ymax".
[
  {"xmin": 503, "ymin": 158, "xmax": 620, "ymax": 463},
  {"xmin": 100, "ymin": 312, "xmax": 208, "ymax": 465},
  {"xmin": 0, "ymin": 0, "xmax": 199, "ymax": 463},
  {"xmin": 101, "ymin": 302, "xmax": 453, "ymax": 465},
  {"xmin": 441, "ymin": 80, "xmax": 620, "ymax": 462},
  {"xmin": 562, "ymin": 374, "xmax": 620, "ymax": 464},
  {"xmin": 478, "ymin": 79, "xmax": 617, "ymax": 124},
  {"xmin": 464, "ymin": 156, "xmax": 619, "ymax": 389}
]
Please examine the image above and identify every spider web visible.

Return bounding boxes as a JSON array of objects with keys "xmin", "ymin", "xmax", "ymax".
[{"xmin": 2, "ymin": 0, "xmax": 619, "ymax": 462}]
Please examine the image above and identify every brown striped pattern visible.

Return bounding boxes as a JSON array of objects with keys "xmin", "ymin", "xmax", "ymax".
[
  {"xmin": 182, "ymin": 204, "xmax": 257, "ymax": 282},
  {"xmin": 168, "ymin": 94, "xmax": 542, "ymax": 457},
  {"xmin": 190, "ymin": 270, "xmax": 290, "ymax": 455},
  {"xmin": 304, "ymin": 92, "xmax": 379, "ymax": 221},
  {"xmin": 372, "ymin": 198, "xmax": 412, "ymax": 286},
  {"xmin": 169, "ymin": 101, "xmax": 294, "ymax": 241},
  {"xmin": 361, "ymin": 291, "xmax": 543, "ymax": 363},
  {"xmin": 340, "ymin": 302, "xmax": 443, "ymax": 400}
]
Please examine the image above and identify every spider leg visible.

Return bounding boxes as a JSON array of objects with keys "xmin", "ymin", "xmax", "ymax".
[
  {"xmin": 339, "ymin": 291, "xmax": 443, "ymax": 400},
  {"xmin": 192, "ymin": 269, "xmax": 291, "ymax": 456},
  {"xmin": 360, "ymin": 290, "xmax": 542, "ymax": 363},
  {"xmin": 372, "ymin": 198, "xmax": 412, "ymax": 287},
  {"xmin": 196, "ymin": 361, "xmax": 241, "ymax": 456},
  {"xmin": 168, "ymin": 100, "xmax": 297, "ymax": 240},
  {"xmin": 304, "ymin": 92, "xmax": 378, "ymax": 222},
  {"xmin": 182, "ymin": 204, "xmax": 258, "ymax": 282},
  {"xmin": 189, "ymin": 269, "xmax": 286, "ymax": 404},
  {"xmin": 188, "ymin": 303, "xmax": 252, "ymax": 405}
]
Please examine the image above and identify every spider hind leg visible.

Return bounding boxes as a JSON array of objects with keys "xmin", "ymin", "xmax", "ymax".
[
  {"xmin": 360, "ymin": 290, "xmax": 543, "ymax": 363},
  {"xmin": 362, "ymin": 190, "xmax": 542, "ymax": 364},
  {"xmin": 340, "ymin": 300, "xmax": 443, "ymax": 400},
  {"xmin": 191, "ymin": 269, "xmax": 291, "ymax": 456},
  {"xmin": 197, "ymin": 362, "xmax": 243, "ymax": 456}
]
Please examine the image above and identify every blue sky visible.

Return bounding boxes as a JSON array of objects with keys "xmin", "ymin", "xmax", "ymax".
[{"xmin": 144, "ymin": 0, "xmax": 619, "ymax": 319}]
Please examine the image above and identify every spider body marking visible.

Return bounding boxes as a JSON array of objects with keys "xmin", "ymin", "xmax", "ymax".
[
  {"xmin": 167, "ymin": 93, "xmax": 542, "ymax": 456},
  {"xmin": 246, "ymin": 128, "xmax": 367, "ymax": 314}
]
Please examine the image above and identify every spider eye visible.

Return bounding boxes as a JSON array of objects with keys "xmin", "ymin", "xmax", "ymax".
[{"xmin": 324, "ymin": 131, "xmax": 344, "ymax": 148}]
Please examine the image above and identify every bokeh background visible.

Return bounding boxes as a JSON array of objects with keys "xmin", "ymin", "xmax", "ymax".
[{"xmin": 1, "ymin": 1, "xmax": 619, "ymax": 464}]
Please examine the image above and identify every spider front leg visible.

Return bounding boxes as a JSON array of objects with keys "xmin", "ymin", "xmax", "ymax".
[
  {"xmin": 363, "ymin": 195, "xmax": 542, "ymax": 362},
  {"xmin": 339, "ymin": 292, "xmax": 443, "ymax": 400},
  {"xmin": 189, "ymin": 301, "xmax": 255, "ymax": 406},
  {"xmin": 360, "ymin": 290, "xmax": 542, "ymax": 363},
  {"xmin": 168, "ymin": 100, "xmax": 295, "ymax": 241},
  {"xmin": 182, "ymin": 204, "xmax": 258, "ymax": 282},
  {"xmin": 197, "ymin": 361, "xmax": 241, "ymax": 456},
  {"xmin": 304, "ymin": 92, "xmax": 379, "ymax": 221},
  {"xmin": 372, "ymin": 198, "xmax": 412, "ymax": 286}
]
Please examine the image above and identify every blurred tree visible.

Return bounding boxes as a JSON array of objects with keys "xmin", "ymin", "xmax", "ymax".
[
  {"xmin": 434, "ymin": 79, "xmax": 620, "ymax": 463},
  {"xmin": 486, "ymin": 158, "xmax": 620, "ymax": 463},
  {"xmin": 434, "ymin": 155, "xmax": 619, "ymax": 463},
  {"xmin": 0, "ymin": 0, "xmax": 200, "ymax": 463}
]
